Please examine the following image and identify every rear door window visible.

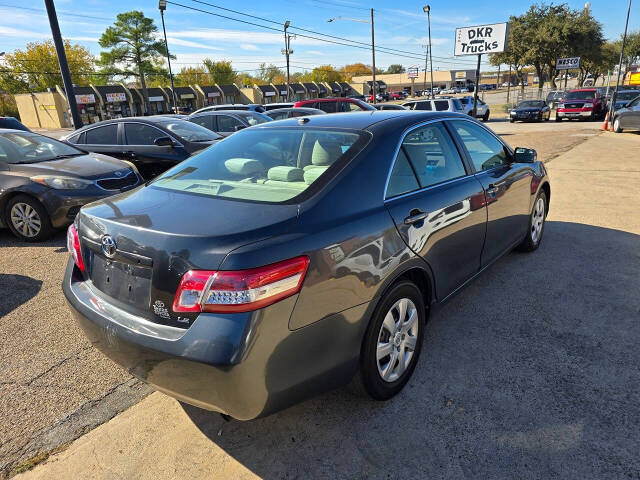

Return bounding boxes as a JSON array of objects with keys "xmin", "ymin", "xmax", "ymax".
[
  {"xmin": 217, "ymin": 115, "xmax": 243, "ymax": 132},
  {"xmin": 317, "ymin": 102, "xmax": 337, "ymax": 113},
  {"xmin": 401, "ymin": 122, "xmax": 466, "ymax": 188},
  {"xmin": 189, "ymin": 115, "xmax": 213, "ymax": 130},
  {"xmin": 125, "ymin": 123, "xmax": 165, "ymax": 145},
  {"xmin": 85, "ymin": 124, "xmax": 118, "ymax": 145},
  {"xmin": 415, "ymin": 102, "xmax": 432, "ymax": 111}
]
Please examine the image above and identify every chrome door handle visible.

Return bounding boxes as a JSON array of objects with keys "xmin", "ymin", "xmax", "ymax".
[{"xmin": 404, "ymin": 211, "xmax": 428, "ymax": 224}]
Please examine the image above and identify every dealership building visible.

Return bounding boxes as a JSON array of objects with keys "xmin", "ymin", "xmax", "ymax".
[{"xmin": 351, "ymin": 70, "xmax": 477, "ymax": 94}]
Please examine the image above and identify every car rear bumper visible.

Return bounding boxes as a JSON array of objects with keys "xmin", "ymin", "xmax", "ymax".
[{"xmin": 63, "ymin": 260, "xmax": 369, "ymax": 420}]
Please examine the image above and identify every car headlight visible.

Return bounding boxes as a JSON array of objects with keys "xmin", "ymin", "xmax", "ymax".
[
  {"xmin": 510, "ymin": 110, "xmax": 516, "ymax": 115},
  {"xmin": 121, "ymin": 161, "xmax": 140, "ymax": 175},
  {"xmin": 31, "ymin": 176, "xmax": 93, "ymax": 190}
]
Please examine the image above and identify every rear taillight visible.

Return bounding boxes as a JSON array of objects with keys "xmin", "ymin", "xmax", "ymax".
[
  {"xmin": 172, "ymin": 256, "xmax": 310, "ymax": 314},
  {"xmin": 67, "ymin": 223, "xmax": 85, "ymax": 272}
]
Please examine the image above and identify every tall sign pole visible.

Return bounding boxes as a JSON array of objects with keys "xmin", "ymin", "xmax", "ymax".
[
  {"xmin": 159, "ymin": 0, "xmax": 177, "ymax": 113},
  {"xmin": 454, "ymin": 22, "xmax": 509, "ymax": 116},
  {"xmin": 284, "ymin": 21, "xmax": 291, "ymax": 101},
  {"xmin": 44, "ymin": 0, "xmax": 82, "ymax": 129},
  {"xmin": 370, "ymin": 8, "xmax": 376, "ymax": 104},
  {"xmin": 608, "ymin": 0, "xmax": 633, "ymax": 125},
  {"xmin": 423, "ymin": 5, "xmax": 434, "ymax": 99}
]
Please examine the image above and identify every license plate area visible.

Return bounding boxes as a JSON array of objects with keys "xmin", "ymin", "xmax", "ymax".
[{"xmin": 91, "ymin": 255, "xmax": 152, "ymax": 309}]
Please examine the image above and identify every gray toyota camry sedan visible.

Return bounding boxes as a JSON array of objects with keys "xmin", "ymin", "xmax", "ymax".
[{"xmin": 64, "ymin": 111, "xmax": 550, "ymax": 420}]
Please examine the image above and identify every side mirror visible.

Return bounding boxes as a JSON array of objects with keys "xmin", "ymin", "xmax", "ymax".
[
  {"xmin": 514, "ymin": 147, "xmax": 537, "ymax": 163},
  {"xmin": 154, "ymin": 136, "xmax": 175, "ymax": 147},
  {"xmin": 234, "ymin": 125, "xmax": 247, "ymax": 131}
]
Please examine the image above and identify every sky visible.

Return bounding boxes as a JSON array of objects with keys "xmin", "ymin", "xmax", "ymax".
[{"xmin": 0, "ymin": 0, "xmax": 637, "ymax": 76}]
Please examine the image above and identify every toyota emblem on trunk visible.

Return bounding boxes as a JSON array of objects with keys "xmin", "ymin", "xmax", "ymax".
[{"xmin": 101, "ymin": 235, "xmax": 117, "ymax": 258}]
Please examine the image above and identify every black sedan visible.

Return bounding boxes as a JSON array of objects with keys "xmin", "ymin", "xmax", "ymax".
[
  {"xmin": 0, "ymin": 129, "xmax": 141, "ymax": 241},
  {"xmin": 509, "ymin": 100, "xmax": 551, "ymax": 122},
  {"xmin": 187, "ymin": 110, "xmax": 272, "ymax": 137},
  {"xmin": 63, "ymin": 116, "xmax": 221, "ymax": 179},
  {"xmin": 264, "ymin": 107, "xmax": 326, "ymax": 120},
  {"xmin": 63, "ymin": 111, "xmax": 550, "ymax": 420}
]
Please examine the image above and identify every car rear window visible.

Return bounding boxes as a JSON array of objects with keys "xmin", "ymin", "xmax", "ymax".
[
  {"xmin": 434, "ymin": 100, "xmax": 449, "ymax": 111},
  {"xmin": 152, "ymin": 127, "xmax": 370, "ymax": 203}
]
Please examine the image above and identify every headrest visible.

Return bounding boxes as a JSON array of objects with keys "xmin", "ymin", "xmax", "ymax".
[
  {"xmin": 224, "ymin": 158, "xmax": 264, "ymax": 176},
  {"xmin": 267, "ymin": 166, "xmax": 304, "ymax": 182},
  {"xmin": 311, "ymin": 140, "xmax": 343, "ymax": 166},
  {"xmin": 303, "ymin": 166, "xmax": 327, "ymax": 185}
]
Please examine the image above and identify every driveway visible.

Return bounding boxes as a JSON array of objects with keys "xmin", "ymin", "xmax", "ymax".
[{"xmin": 13, "ymin": 130, "xmax": 640, "ymax": 479}]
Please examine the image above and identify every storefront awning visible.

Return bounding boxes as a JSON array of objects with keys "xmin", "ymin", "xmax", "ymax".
[
  {"xmin": 93, "ymin": 85, "xmax": 129, "ymax": 104},
  {"xmin": 273, "ymin": 84, "xmax": 289, "ymax": 96},
  {"xmin": 167, "ymin": 86, "xmax": 196, "ymax": 100},
  {"xmin": 317, "ymin": 83, "xmax": 327, "ymax": 94},
  {"xmin": 366, "ymin": 80, "xmax": 387, "ymax": 90},
  {"xmin": 60, "ymin": 86, "xmax": 97, "ymax": 104},
  {"xmin": 219, "ymin": 84, "xmax": 240, "ymax": 96},
  {"xmin": 302, "ymin": 82, "xmax": 318, "ymax": 94},
  {"xmin": 328, "ymin": 82, "xmax": 342, "ymax": 93},
  {"xmin": 257, "ymin": 84, "xmax": 278, "ymax": 98},
  {"xmin": 200, "ymin": 85, "xmax": 223, "ymax": 99},
  {"xmin": 290, "ymin": 83, "xmax": 306, "ymax": 94},
  {"xmin": 339, "ymin": 82, "xmax": 353, "ymax": 93}
]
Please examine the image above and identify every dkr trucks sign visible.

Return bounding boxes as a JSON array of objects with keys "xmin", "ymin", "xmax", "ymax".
[{"xmin": 454, "ymin": 23, "xmax": 509, "ymax": 56}]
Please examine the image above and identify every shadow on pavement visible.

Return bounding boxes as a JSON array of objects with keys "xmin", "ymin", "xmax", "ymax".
[
  {"xmin": 182, "ymin": 220, "xmax": 640, "ymax": 479},
  {"xmin": 0, "ymin": 230, "xmax": 66, "ymax": 248},
  {"xmin": 0, "ymin": 274, "xmax": 43, "ymax": 318}
]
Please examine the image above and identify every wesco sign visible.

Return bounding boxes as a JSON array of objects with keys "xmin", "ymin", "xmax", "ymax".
[{"xmin": 454, "ymin": 23, "xmax": 509, "ymax": 56}]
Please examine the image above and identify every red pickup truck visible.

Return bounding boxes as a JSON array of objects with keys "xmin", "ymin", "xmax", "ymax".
[{"xmin": 556, "ymin": 88, "xmax": 606, "ymax": 121}]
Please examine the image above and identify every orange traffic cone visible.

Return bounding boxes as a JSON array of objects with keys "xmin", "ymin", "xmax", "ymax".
[{"xmin": 602, "ymin": 111, "xmax": 610, "ymax": 131}]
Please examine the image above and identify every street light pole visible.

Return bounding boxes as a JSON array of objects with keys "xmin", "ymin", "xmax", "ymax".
[
  {"xmin": 159, "ymin": 0, "xmax": 177, "ymax": 114},
  {"xmin": 608, "ymin": 0, "xmax": 633, "ymax": 126},
  {"xmin": 370, "ymin": 8, "xmax": 376, "ymax": 104},
  {"xmin": 44, "ymin": 0, "xmax": 82, "ymax": 129},
  {"xmin": 423, "ymin": 5, "xmax": 434, "ymax": 99},
  {"xmin": 284, "ymin": 20, "xmax": 291, "ymax": 100}
]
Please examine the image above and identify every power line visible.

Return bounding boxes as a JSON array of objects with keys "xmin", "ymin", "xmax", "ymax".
[{"xmin": 0, "ymin": 2, "xmax": 112, "ymax": 21}]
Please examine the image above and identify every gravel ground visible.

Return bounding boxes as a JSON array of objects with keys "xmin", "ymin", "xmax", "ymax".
[{"xmin": 2, "ymin": 120, "xmax": 636, "ymax": 479}]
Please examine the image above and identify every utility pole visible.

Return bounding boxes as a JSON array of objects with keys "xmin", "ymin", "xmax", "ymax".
[
  {"xmin": 284, "ymin": 20, "xmax": 291, "ymax": 100},
  {"xmin": 44, "ymin": 0, "xmax": 82, "ymax": 129},
  {"xmin": 159, "ymin": 0, "xmax": 177, "ymax": 113},
  {"xmin": 608, "ymin": 0, "xmax": 632, "ymax": 124},
  {"xmin": 496, "ymin": 64, "xmax": 500, "ymax": 90},
  {"xmin": 370, "ymin": 8, "xmax": 376, "ymax": 104},
  {"xmin": 506, "ymin": 64, "xmax": 512, "ymax": 105},
  {"xmin": 423, "ymin": 5, "xmax": 434, "ymax": 99}
]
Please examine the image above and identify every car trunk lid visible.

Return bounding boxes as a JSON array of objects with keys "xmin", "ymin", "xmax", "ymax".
[{"xmin": 76, "ymin": 186, "xmax": 298, "ymax": 328}]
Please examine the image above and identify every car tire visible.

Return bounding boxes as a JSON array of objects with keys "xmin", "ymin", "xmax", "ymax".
[
  {"xmin": 6, "ymin": 194, "xmax": 54, "ymax": 242},
  {"xmin": 359, "ymin": 280, "xmax": 425, "ymax": 400},
  {"xmin": 509, "ymin": 118, "xmax": 515, "ymax": 123},
  {"xmin": 483, "ymin": 110, "xmax": 490, "ymax": 122},
  {"xmin": 516, "ymin": 190, "xmax": 547, "ymax": 253},
  {"xmin": 555, "ymin": 115, "xmax": 561, "ymax": 122},
  {"xmin": 613, "ymin": 117, "xmax": 623, "ymax": 133}
]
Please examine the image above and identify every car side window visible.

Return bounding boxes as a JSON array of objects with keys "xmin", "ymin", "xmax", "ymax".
[
  {"xmin": 217, "ymin": 115, "xmax": 243, "ymax": 132},
  {"xmin": 434, "ymin": 100, "xmax": 449, "ymax": 111},
  {"xmin": 348, "ymin": 102, "xmax": 364, "ymax": 111},
  {"xmin": 401, "ymin": 123, "xmax": 466, "ymax": 188},
  {"xmin": 125, "ymin": 123, "xmax": 165, "ymax": 145},
  {"xmin": 403, "ymin": 102, "xmax": 416, "ymax": 110},
  {"xmin": 190, "ymin": 116, "xmax": 212, "ymax": 130},
  {"xmin": 450, "ymin": 120, "xmax": 509, "ymax": 171},
  {"xmin": 385, "ymin": 149, "xmax": 420, "ymax": 199},
  {"xmin": 629, "ymin": 97, "xmax": 640, "ymax": 107},
  {"xmin": 314, "ymin": 102, "xmax": 335, "ymax": 113},
  {"xmin": 415, "ymin": 102, "xmax": 432, "ymax": 111},
  {"xmin": 84, "ymin": 124, "xmax": 118, "ymax": 145}
]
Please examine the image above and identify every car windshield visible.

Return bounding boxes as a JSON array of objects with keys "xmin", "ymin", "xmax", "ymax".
[
  {"xmin": 616, "ymin": 91, "xmax": 640, "ymax": 101},
  {"xmin": 152, "ymin": 127, "xmax": 369, "ymax": 203},
  {"xmin": 459, "ymin": 98, "xmax": 471, "ymax": 104},
  {"xmin": 235, "ymin": 112, "xmax": 271, "ymax": 126},
  {"xmin": 565, "ymin": 91, "xmax": 596, "ymax": 100},
  {"xmin": 518, "ymin": 101, "xmax": 545, "ymax": 108},
  {"xmin": 159, "ymin": 120, "xmax": 221, "ymax": 142},
  {"xmin": 0, "ymin": 132, "xmax": 84, "ymax": 164}
]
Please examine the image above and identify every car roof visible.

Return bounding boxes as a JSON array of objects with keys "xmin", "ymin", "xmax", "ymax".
[
  {"xmin": 191, "ymin": 110, "xmax": 257, "ymax": 116},
  {"xmin": 72, "ymin": 116, "xmax": 180, "ymax": 131},
  {"xmin": 253, "ymin": 110, "xmax": 463, "ymax": 131},
  {"xmin": 570, "ymin": 88, "xmax": 597, "ymax": 92},
  {"xmin": 0, "ymin": 128, "xmax": 36, "ymax": 134},
  {"xmin": 267, "ymin": 107, "xmax": 324, "ymax": 113}
]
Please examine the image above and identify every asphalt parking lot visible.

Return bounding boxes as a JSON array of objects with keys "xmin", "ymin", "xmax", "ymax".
[{"xmin": 2, "ymin": 120, "xmax": 639, "ymax": 479}]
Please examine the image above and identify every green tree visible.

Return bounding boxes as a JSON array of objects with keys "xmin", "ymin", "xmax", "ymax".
[
  {"xmin": 202, "ymin": 59, "xmax": 236, "ymax": 85},
  {"xmin": 305, "ymin": 65, "xmax": 344, "ymax": 82},
  {"xmin": 174, "ymin": 66, "xmax": 209, "ymax": 86},
  {"xmin": 257, "ymin": 63, "xmax": 284, "ymax": 84},
  {"xmin": 614, "ymin": 31, "xmax": 640, "ymax": 80},
  {"xmin": 386, "ymin": 64, "xmax": 405, "ymax": 74},
  {"xmin": 489, "ymin": 15, "xmax": 529, "ymax": 95},
  {"xmin": 98, "ymin": 11, "xmax": 169, "ymax": 113},
  {"xmin": 341, "ymin": 62, "xmax": 372, "ymax": 81},
  {"xmin": 0, "ymin": 40, "xmax": 95, "ymax": 94}
]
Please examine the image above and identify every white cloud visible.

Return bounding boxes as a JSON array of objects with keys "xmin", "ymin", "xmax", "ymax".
[
  {"xmin": 240, "ymin": 44, "xmax": 259, "ymax": 51},
  {"xmin": 167, "ymin": 28, "xmax": 327, "ymax": 46},
  {"xmin": 166, "ymin": 37, "xmax": 224, "ymax": 50}
]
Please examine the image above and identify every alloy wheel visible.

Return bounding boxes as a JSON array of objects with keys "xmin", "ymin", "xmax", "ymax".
[
  {"xmin": 376, "ymin": 298, "xmax": 419, "ymax": 382},
  {"xmin": 530, "ymin": 197, "xmax": 545, "ymax": 244},
  {"xmin": 10, "ymin": 202, "xmax": 42, "ymax": 238}
]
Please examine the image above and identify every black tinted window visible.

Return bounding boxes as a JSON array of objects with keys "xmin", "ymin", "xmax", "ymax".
[
  {"xmin": 415, "ymin": 102, "xmax": 432, "ymax": 111},
  {"xmin": 402, "ymin": 123, "xmax": 466, "ymax": 188},
  {"xmin": 317, "ymin": 102, "xmax": 337, "ymax": 113},
  {"xmin": 434, "ymin": 100, "xmax": 449, "ymax": 111},
  {"xmin": 189, "ymin": 116, "xmax": 212, "ymax": 130},
  {"xmin": 216, "ymin": 115, "xmax": 243, "ymax": 132},
  {"xmin": 85, "ymin": 124, "xmax": 118, "ymax": 145},
  {"xmin": 125, "ymin": 123, "xmax": 164, "ymax": 145}
]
